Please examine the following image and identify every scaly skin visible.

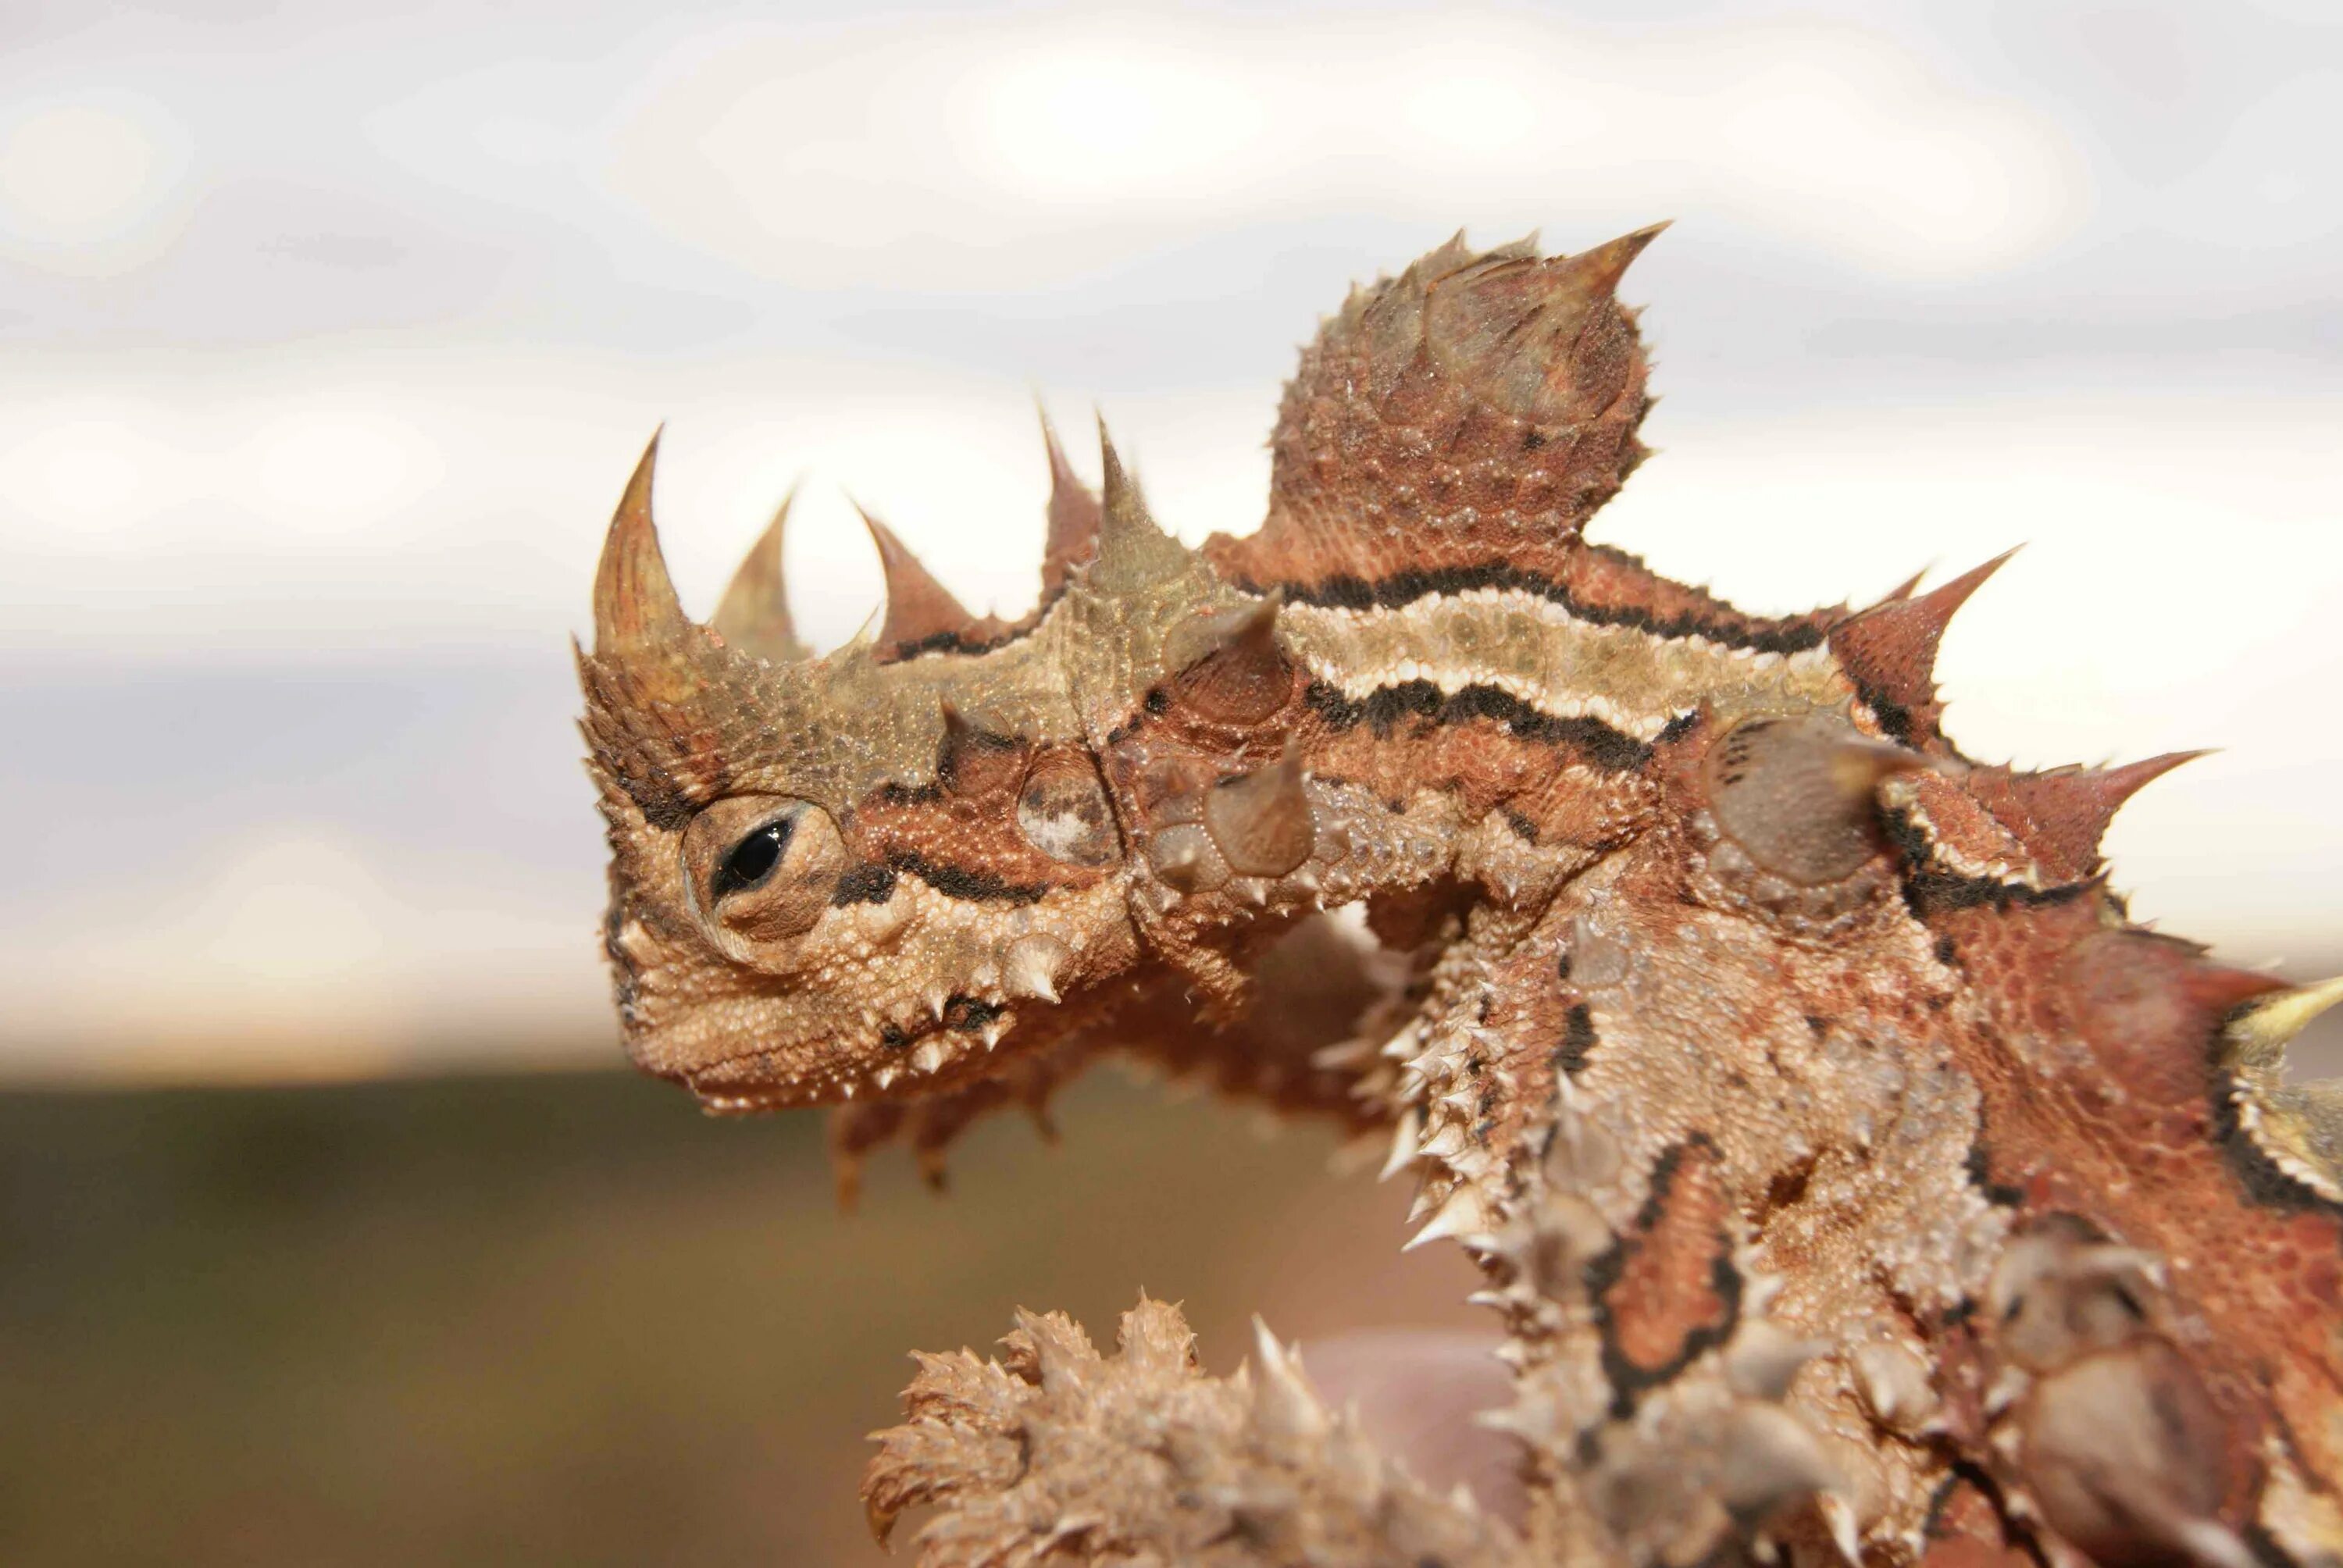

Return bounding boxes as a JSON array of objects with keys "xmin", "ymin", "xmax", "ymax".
[{"xmin": 576, "ymin": 228, "xmax": 2343, "ymax": 1567}]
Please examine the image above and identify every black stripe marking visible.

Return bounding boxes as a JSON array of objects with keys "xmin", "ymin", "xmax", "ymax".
[
  {"xmin": 1856, "ymin": 684, "xmax": 1917, "ymax": 747},
  {"xmin": 882, "ymin": 997, "xmax": 1009, "ymax": 1052},
  {"xmin": 1878, "ymin": 805, "xmax": 2092, "ymax": 916},
  {"xmin": 1918, "ymin": 1463, "xmax": 2011, "ymax": 1546},
  {"xmin": 949, "ymin": 997, "xmax": 1006, "ymax": 1035},
  {"xmin": 1235, "ymin": 556, "xmax": 1829, "ymax": 657},
  {"xmin": 1554, "ymin": 1003, "xmax": 1598, "ymax": 1078},
  {"xmin": 1963, "ymin": 1133, "xmax": 2026, "ymax": 1208},
  {"xmin": 831, "ymin": 864, "xmax": 900, "ymax": 906},
  {"xmin": 1303, "ymin": 679, "xmax": 1653, "ymax": 770},
  {"xmin": 879, "ymin": 580, "xmax": 1074, "ymax": 664},
  {"xmin": 1582, "ymin": 1135, "xmax": 1744, "ymax": 1419},
  {"xmin": 2211, "ymin": 1067, "xmax": 2343, "ymax": 1221},
  {"xmin": 886, "ymin": 850, "xmax": 1048, "ymax": 905}
]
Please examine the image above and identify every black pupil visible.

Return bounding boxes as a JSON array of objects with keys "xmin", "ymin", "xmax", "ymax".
[{"xmin": 713, "ymin": 816, "xmax": 794, "ymax": 900}]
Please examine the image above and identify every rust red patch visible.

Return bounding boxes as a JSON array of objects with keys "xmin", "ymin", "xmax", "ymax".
[{"xmin": 1589, "ymin": 1136, "xmax": 1741, "ymax": 1413}]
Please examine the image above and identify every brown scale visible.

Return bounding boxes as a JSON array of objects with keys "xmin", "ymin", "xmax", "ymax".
[
  {"xmin": 1962, "ymin": 754, "xmax": 2208, "ymax": 886},
  {"xmin": 1562, "ymin": 541, "xmax": 1843, "ymax": 654},
  {"xmin": 1204, "ymin": 228, "xmax": 1664, "ymax": 591},
  {"xmin": 850, "ymin": 724, "xmax": 1114, "ymax": 899},
  {"xmin": 1934, "ymin": 897, "xmax": 2336, "ymax": 1531}
]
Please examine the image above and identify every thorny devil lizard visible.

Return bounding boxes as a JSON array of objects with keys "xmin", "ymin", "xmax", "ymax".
[{"xmin": 576, "ymin": 226, "xmax": 2343, "ymax": 1568}]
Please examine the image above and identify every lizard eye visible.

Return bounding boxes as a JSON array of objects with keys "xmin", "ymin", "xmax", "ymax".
[
  {"xmin": 683, "ymin": 794, "xmax": 848, "ymax": 943},
  {"xmin": 713, "ymin": 816, "xmax": 793, "ymax": 900}
]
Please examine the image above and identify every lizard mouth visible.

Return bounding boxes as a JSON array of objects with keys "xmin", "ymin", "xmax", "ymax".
[
  {"xmin": 688, "ymin": 1082, "xmax": 802, "ymax": 1117},
  {"xmin": 681, "ymin": 997, "xmax": 1024, "ymax": 1114}
]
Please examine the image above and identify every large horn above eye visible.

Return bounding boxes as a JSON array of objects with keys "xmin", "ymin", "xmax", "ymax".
[
  {"xmin": 1037, "ymin": 405, "xmax": 1102, "ymax": 598},
  {"xmin": 711, "ymin": 488, "xmax": 811, "ymax": 662},
  {"xmin": 858, "ymin": 502, "xmax": 986, "ymax": 652},
  {"xmin": 1092, "ymin": 419, "xmax": 1192, "ymax": 592},
  {"xmin": 593, "ymin": 428, "xmax": 694, "ymax": 654}
]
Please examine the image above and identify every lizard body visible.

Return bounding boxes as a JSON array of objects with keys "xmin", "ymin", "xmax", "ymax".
[{"xmin": 578, "ymin": 228, "xmax": 2343, "ymax": 1567}]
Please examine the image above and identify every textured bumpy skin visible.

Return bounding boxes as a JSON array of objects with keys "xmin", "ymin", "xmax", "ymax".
[{"xmin": 578, "ymin": 229, "xmax": 2343, "ymax": 1567}]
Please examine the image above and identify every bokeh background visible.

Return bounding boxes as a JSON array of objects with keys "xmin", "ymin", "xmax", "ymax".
[{"xmin": 2, "ymin": 1, "xmax": 2339, "ymax": 1561}]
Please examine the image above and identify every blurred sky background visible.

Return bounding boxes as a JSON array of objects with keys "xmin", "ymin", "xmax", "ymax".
[{"xmin": 3, "ymin": 0, "xmax": 2340, "ymax": 1082}]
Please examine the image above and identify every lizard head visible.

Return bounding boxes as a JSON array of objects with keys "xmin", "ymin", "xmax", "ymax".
[
  {"xmin": 576, "ymin": 422, "xmax": 1282, "ymax": 1113},
  {"xmin": 576, "ymin": 228, "xmax": 1690, "ymax": 1116}
]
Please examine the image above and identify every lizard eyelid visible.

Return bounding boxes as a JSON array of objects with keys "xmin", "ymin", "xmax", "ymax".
[{"xmin": 681, "ymin": 794, "xmax": 849, "ymax": 946}]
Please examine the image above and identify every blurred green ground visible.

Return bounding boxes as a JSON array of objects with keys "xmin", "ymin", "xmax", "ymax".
[{"xmin": 0, "ymin": 1065, "xmax": 1475, "ymax": 1565}]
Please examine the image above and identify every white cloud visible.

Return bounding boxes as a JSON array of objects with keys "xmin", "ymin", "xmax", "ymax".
[
  {"xmin": 32, "ymin": 419, "xmax": 151, "ymax": 526},
  {"xmin": 2163, "ymin": 69, "xmax": 2343, "ymax": 248},
  {"xmin": 969, "ymin": 48, "xmax": 1268, "ymax": 201},
  {"xmin": 244, "ymin": 409, "xmax": 445, "ymax": 533},
  {"xmin": 192, "ymin": 832, "xmax": 394, "ymax": 989},
  {"xmin": 0, "ymin": 825, "xmax": 610, "ymax": 1080},
  {"xmin": 600, "ymin": 9, "xmax": 2085, "ymax": 289},
  {"xmin": 0, "ymin": 97, "xmax": 189, "ymax": 273},
  {"xmin": 0, "ymin": 104, "xmax": 159, "ymax": 234},
  {"xmin": 1401, "ymin": 71, "xmax": 1544, "ymax": 159}
]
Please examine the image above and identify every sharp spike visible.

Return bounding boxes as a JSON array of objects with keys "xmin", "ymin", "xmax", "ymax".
[
  {"xmin": 1402, "ymin": 229, "xmax": 1475, "ymax": 293},
  {"xmin": 1091, "ymin": 418, "xmax": 1192, "ymax": 591},
  {"xmin": 1165, "ymin": 590, "xmax": 1282, "ymax": 673},
  {"xmin": 1717, "ymin": 1405, "xmax": 1842, "ymax": 1521},
  {"xmin": 592, "ymin": 427, "xmax": 691, "ymax": 653},
  {"xmin": 1161, "ymin": 592, "xmax": 1293, "ymax": 725},
  {"xmin": 2226, "ymin": 976, "xmax": 2343, "ymax": 1075},
  {"xmin": 1473, "ymin": 1397, "xmax": 1560, "ymax": 1445},
  {"xmin": 708, "ymin": 484, "xmax": 809, "ymax": 661},
  {"xmin": 858, "ymin": 503, "xmax": 979, "ymax": 654},
  {"xmin": 1201, "ymin": 745, "xmax": 1315, "ymax": 878},
  {"xmin": 938, "ymin": 697, "xmax": 978, "ymax": 756},
  {"xmin": 1378, "ymin": 1107, "xmax": 1423, "ymax": 1182},
  {"xmin": 1566, "ymin": 219, "xmax": 1671, "ymax": 298},
  {"xmin": 1996, "ymin": 751, "xmax": 2212, "ymax": 877},
  {"xmin": 1827, "ymin": 732, "xmax": 1941, "ymax": 793},
  {"xmin": 933, "ymin": 698, "xmax": 1025, "ymax": 793},
  {"xmin": 1882, "ymin": 565, "xmax": 1930, "ymax": 602},
  {"xmin": 1418, "ymin": 1121, "xmax": 1468, "ymax": 1162},
  {"xmin": 1817, "ymin": 1494, "xmax": 1863, "ymax": 1567},
  {"xmin": 1828, "ymin": 547, "xmax": 2020, "ymax": 745},
  {"xmin": 1003, "ymin": 934, "xmax": 1070, "ymax": 1004},
  {"xmin": 1248, "ymin": 1317, "xmax": 1326, "ymax": 1441},
  {"xmin": 1403, "ymin": 1185, "xmax": 1492, "ymax": 1251},
  {"xmin": 1037, "ymin": 401, "xmax": 1101, "ymax": 598},
  {"xmin": 1415, "ymin": 221, "xmax": 1670, "ymax": 440},
  {"xmin": 1724, "ymin": 1320, "xmax": 1829, "ymax": 1402}
]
